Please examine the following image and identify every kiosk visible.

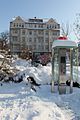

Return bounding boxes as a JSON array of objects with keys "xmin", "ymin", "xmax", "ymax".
[{"xmin": 51, "ymin": 36, "xmax": 78, "ymax": 94}]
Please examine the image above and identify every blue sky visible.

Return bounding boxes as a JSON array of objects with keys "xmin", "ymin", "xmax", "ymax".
[{"xmin": 0, "ymin": 0, "xmax": 80, "ymax": 39}]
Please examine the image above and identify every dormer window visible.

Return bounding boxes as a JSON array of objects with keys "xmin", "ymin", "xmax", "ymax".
[
  {"xmin": 17, "ymin": 23, "xmax": 18, "ymax": 27},
  {"xmin": 19, "ymin": 24, "xmax": 21, "ymax": 27},
  {"xmin": 22, "ymin": 24, "xmax": 24, "ymax": 28}
]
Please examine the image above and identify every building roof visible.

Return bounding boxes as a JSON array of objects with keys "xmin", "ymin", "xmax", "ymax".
[{"xmin": 10, "ymin": 16, "xmax": 58, "ymax": 24}]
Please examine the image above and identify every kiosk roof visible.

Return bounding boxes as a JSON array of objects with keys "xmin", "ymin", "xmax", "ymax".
[{"xmin": 52, "ymin": 40, "xmax": 78, "ymax": 48}]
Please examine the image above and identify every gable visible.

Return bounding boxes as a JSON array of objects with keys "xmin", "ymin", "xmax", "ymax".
[
  {"xmin": 12, "ymin": 16, "xmax": 25, "ymax": 24},
  {"xmin": 47, "ymin": 18, "xmax": 57, "ymax": 25}
]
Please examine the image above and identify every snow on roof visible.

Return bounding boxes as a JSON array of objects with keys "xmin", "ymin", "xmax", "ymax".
[
  {"xmin": 11, "ymin": 16, "xmax": 57, "ymax": 24},
  {"xmin": 52, "ymin": 39, "xmax": 78, "ymax": 48}
]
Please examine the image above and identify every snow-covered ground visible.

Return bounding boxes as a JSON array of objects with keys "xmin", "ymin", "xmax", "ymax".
[{"xmin": 0, "ymin": 58, "xmax": 80, "ymax": 120}]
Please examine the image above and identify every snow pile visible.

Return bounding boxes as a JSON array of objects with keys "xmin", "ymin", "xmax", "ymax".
[{"xmin": 12, "ymin": 59, "xmax": 52, "ymax": 84}]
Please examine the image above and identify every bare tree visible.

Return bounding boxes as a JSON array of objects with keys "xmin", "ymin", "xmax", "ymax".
[
  {"xmin": 61, "ymin": 22, "xmax": 70, "ymax": 37},
  {"xmin": 0, "ymin": 31, "xmax": 9, "ymax": 51},
  {"xmin": 73, "ymin": 13, "xmax": 80, "ymax": 41},
  {"xmin": 0, "ymin": 31, "xmax": 9, "ymax": 41}
]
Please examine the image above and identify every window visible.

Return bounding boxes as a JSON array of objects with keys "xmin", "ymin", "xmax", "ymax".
[
  {"xmin": 22, "ymin": 30, "xmax": 25, "ymax": 35},
  {"xmin": 17, "ymin": 23, "xmax": 18, "ymax": 27},
  {"xmin": 22, "ymin": 24, "xmax": 24, "ymax": 28},
  {"xmin": 50, "ymin": 25, "xmax": 51, "ymax": 28},
  {"xmin": 38, "ymin": 37, "xmax": 43, "ymax": 43},
  {"xmin": 15, "ymin": 30, "xmax": 18, "ymax": 34},
  {"xmin": 38, "ymin": 25, "xmax": 40, "ymax": 28},
  {"xmin": 29, "ymin": 31, "xmax": 32, "ymax": 35},
  {"xmin": 47, "ymin": 25, "xmax": 52, "ymax": 29},
  {"xmin": 38, "ymin": 45, "xmax": 41, "ymax": 49},
  {"xmin": 41, "ymin": 25, "xmax": 43, "ymax": 28},
  {"xmin": 22, "ymin": 37, "xmax": 25, "ymax": 41},
  {"xmin": 13, "ymin": 45, "xmax": 20, "ymax": 50},
  {"xmin": 57, "ymin": 31, "xmax": 60, "ymax": 36},
  {"xmin": 29, "ymin": 38, "xmax": 32, "ymax": 42},
  {"xmin": 38, "ymin": 30, "xmax": 43, "ymax": 35},
  {"xmin": 34, "ymin": 30, "xmax": 37, "ymax": 35},
  {"xmin": 13, "ymin": 30, "xmax": 18, "ymax": 34},
  {"xmin": 55, "ymin": 25, "xmax": 57, "ymax": 29},
  {"xmin": 29, "ymin": 24, "xmax": 33, "ymax": 27},
  {"xmin": 58, "ymin": 24, "xmax": 60, "ymax": 29},
  {"xmin": 38, "ymin": 39, "xmax": 41, "ymax": 43},
  {"xmin": 34, "ymin": 38, "xmax": 37, "ymax": 42},
  {"xmin": 50, "ymin": 42, "xmax": 52, "ymax": 48},
  {"xmin": 45, "ymin": 38, "xmax": 49, "ymax": 43},
  {"xmin": 13, "ymin": 36, "xmax": 18, "ymax": 41},
  {"xmin": 45, "ymin": 31, "xmax": 49, "ymax": 35},
  {"xmin": 38, "ymin": 45, "xmax": 44, "ymax": 50},
  {"xmin": 34, "ymin": 24, "xmax": 36, "ymax": 28},
  {"xmin": 10, "ymin": 22, "xmax": 12, "ymax": 27},
  {"xmin": 33, "ymin": 45, "xmax": 36, "ymax": 50},
  {"xmin": 41, "ymin": 45, "xmax": 44, "ymax": 50},
  {"xmin": 19, "ymin": 24, "xmax": 21, "ymax": 27},
  {"xmin": 53, "ymin": 31, "xmax": 57, "ymax": 36},
  {"xmin": 14, "ymin": 23, "xmax": 15, "ymax": 27},
  {"xmin": 45, "ymin": 45, "xmax": 49, "ymax": 50},
  {"xmin": 52, "ymin": 25, "xmax": 54, "ymax": 29}
]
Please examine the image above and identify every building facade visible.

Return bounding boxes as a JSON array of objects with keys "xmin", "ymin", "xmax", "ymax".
[{"xmin": 10, "ymin": 16, "xmax": 60, "ymax": 56}]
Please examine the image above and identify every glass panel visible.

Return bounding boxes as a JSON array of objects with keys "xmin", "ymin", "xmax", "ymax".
[
  {"xmin": 66, "ymin": 50, "xmax": 70, "ymax": 80},
  {"xmin": 53, "ymin": 52, "xmax": 59, "ymax": 84},
  {"xmin": 73, "ymin": 48, "xmax": 79, "ymax": 82}
]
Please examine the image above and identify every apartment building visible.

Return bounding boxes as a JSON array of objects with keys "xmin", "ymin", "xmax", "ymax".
[{"xmin": 10, "ymin": 16, "xmax": 60, "ymax": 56}]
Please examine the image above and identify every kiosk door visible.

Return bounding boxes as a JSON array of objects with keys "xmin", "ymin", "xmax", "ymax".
[{"xmin": 59, "ymin": 49, "xmax": 66, "ymax": 94}]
